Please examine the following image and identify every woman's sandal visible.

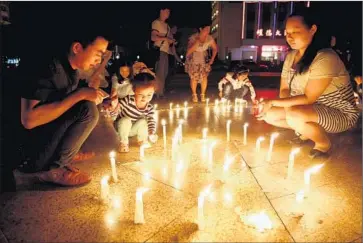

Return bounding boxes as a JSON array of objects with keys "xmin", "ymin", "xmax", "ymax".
[
  {"xmin": 118, "ymin": 143, "xmax": 130, "ymax": 153},
  {"xmin": 192, "ymin": 94, "xmax": 198, "ymax": 103},
  {"xmin": 200, "ymin": 94, "xmax": 206, "ymax": 102},
  {"xmin": 309, "ymin": 148, "xmax": 331, "ymax": 160}
]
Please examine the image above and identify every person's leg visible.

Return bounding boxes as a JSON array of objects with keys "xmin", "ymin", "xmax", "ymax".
[
  {"xmin": 155, "ymin": 52, "xmax": 168, "ymax": 96},
  {"xmin": 190, "ymin": 77, "xmax": 198, "ymax": 102},
  {"xmin": 18, "ymin": 101, "xmax": 99, "ymax": 173},
  {"xmin": 285, "ymin": 105, "xmax": 331, "ymax": 152},
  {"xmin": 129, "ymin": 119, "xmax": 148, "ymax": 144},
  {"xmin": 222, "ymin": 83, "xmax": 234, "ymax": 100},
  {"xmin": 263, "ymin": 106, "xmax": 291, "ymax": 129},
  {"xmin": 200, "ymin": 76, "xmax": 208, "ymax": 102},
  {"xmin": 116, "ymin": 117, "xmax": 133, "ymax": 145}
]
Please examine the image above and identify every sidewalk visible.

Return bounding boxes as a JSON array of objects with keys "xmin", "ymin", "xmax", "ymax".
[{"xmin": 0, "ymin": 91, "xmax": 361, "ymax": 242}]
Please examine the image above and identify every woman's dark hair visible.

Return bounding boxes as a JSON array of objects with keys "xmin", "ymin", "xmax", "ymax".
[
  {"xmin": 132, "ymin": 73, "xmax": 156, "ymax": 91},
  {"xmin": 287, "ymin": 8, "xmax": 331, "ymax": 74},
  {"xmin": 231, "ymin": 65, "xmax": 249, "ymax": 79},
  {"xmin": 199, "ymin": 23, "xmax": 211, "ymax": 31}
]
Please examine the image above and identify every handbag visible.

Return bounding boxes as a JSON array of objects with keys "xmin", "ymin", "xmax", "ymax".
[{"xmin": 147, "ymin": 24, "xmax": 170, "ymax": 68}]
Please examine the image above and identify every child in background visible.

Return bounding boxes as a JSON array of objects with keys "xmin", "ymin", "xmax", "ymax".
[
  {"xmin": 218, "ymin": 65, "xmax": 256, "ymax": 103},
  {"xmin": 115, "ymin": 73, "xmax": 158, "ymax": 153},
  {"xmin": 111, "ymin": 61, "xmax": 134, "ymax": 99}
]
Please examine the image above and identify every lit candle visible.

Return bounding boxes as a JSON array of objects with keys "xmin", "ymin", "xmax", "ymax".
[
  {"xmin": 161, "ymin": 119, "xmax": 166, "ymax": 150},
  {"xmin": 304, "ymin": 164, "xmax": 325, "ymax": 193},
  {"xmin": 154, "ymin": 104, "xmax": 158, "ymax": 110},
  {"xmin": 176, "ymin": 159, "xmax": 183, "ymax": 173},
  {"xmin": 184, "ymin": 101, "xmax": 188, "ymax": 109},
  {"xmin": 243, "ymin": 123, "xmax": 249, "ymax": 145},
  {"xmin": 255, "ymin": 136, "xmax": 265, "ymax": 152},
  {"xmin": 176, "ymin": 104, "xmax": 180, "ymax": 118},
  {"xmin": 266, "ymin": 133, "xmax": 279, "ymax": 162},
  {"xmin": 215, "ymin": 99, "xmax": 219, "ymax": 107},
  {"xmin": 140, "ymin": 143, "xmax": 151, "ymax": 162},
  {"xmin": 206, "ymin": 98, "xmax": 210, "ymax": 107},
  {"xmin": 169, "ymin": 110, "xmax": 173, "ymax": 124},
  {"xmin": 207, "ymin": 141, "xmax": 217, "ymax": 171},
  {"xmin": 226, "ymin": 120, "xmax": 232, "ymax": 142},
  {"xmin": 223, "ymin": 155, "xmax": 234, "ymax": 182},
  {"xmin": 134, "ymin": 187, "xmax": 149, "ymax": 224},
  {"xmin": 197, "ymin": 184, "xmax": 212, "ymax": 230},
  {"xmin": 202, "ymin": 128, "xmax": 208, "ymax": 140},
  {"xmin": 178, "ymin": 119, "xmax": 184, "ymax": 143},
  {"xmin": 205, "ymin": 107, "xmax": 210, "ymax": 123},
  {"xmin": 171, "ymin": 134, "xmax": 178, "ymax": 161},
  {"xmin": 245, "ymin": 211, "xmax": 273, "ymax": 232},
  {"xmin": 101, "ymin": 176, "xmax": 110, "ymax": 202},
  {"xmin": 109, "ymin": 151, "xmax": 118, "ymax": 183},
  {"xmin": 293, "ymin": 189, "xmax": 305, "ymax": 216},
  {"xmin": 169, "ymin": 103, "xmax": 173, "ymax": 110},
  {"xmin": 287, "ymin": 147, "xmax": 300, "ymax": 179}
]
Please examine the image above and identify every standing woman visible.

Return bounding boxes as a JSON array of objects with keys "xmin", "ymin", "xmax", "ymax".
[
  {"xmin": 185, "ymin": 24, "xmax": 218, "ymax": 103},
  {"xmin": 257, "ymin": 9, "xmax": 360, "ymax": 159}
]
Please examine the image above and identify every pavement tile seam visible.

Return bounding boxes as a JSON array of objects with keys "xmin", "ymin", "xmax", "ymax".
[{"xmin": 232, "ymin": 140, "xmax": 297, "ymax": 243}]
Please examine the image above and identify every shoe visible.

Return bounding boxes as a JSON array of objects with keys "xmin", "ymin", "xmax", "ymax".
[
  {"xmin": 200, "ymin": 94, "xmax": 206, "ymax": 102},
  {"xmin": 118, "ymin": 143, "xmax": 130, "ymax": 153},
  {"xmin": 37, "ymin": 165, "xmax": 91, "ymax": 187},
  {"xmin": 309, "ymin": 148, "xmax": 331, "ymax": 160},
  {"xmin": 192, "ymin": 94, "xmax": 198, "ymax": 103}
]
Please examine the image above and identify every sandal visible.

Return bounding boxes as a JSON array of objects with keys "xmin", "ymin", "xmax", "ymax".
[
  {"xmin": 309, "ymin": 148, "xmax": 331, "ymax": 160},
  {"xmin": 200, "ymin": 94, "xmax": 206, "ymax": 102},
  {"xmin": 192, "ymin": 94, "xmax": 198, "ymax": 103},
  {"xmin": 118, "ymin": 143, "xmax": 129, "ymax": 153},
  {"xmin": 72, "ymin": 152, "xmax": 96, "ymax": 162}
]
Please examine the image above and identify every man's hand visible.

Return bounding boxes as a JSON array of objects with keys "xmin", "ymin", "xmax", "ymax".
[
  {"xmin": 149, "ymin": 134, "xmax": 158, "ymax": 144},
  {"xmin": 208, "ymin": 59, "xmax": 214, "ymax": 66},
  {"xmin": 78, "ymin": 88, "xmax": 105, "ymax": 105},
  {"xmin": 104, "ymin": 50, "xmax": 112, "ymax": 60}
]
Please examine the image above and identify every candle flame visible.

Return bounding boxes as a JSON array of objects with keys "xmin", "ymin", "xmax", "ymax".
[
  {"xmin": 246, "ymin": 211, "xmax": 273, "ymax": 232},
  {"xmin": 296, "ymin": 190, "xmax": 304, "ymax": 203},
  {"xmin": 112, "ymin": 196, "xmax": 121, "ymax": 209},
  {"xmin": 154, "ymin": 104, "xmax": 158, "ymax": 109},
  {"xmin": 244, "ymin": 123, "xmax": 249, "ymax": 128},
  {"xmin": 306, "ymin": 163, "xmax": 325, "ymax": 174},
  {"xmin": 101, "ymin": 176, "xmax": 110, "ymax": 185},
  {"xmin": 271, "ymin": 132, "xmax": 279, "ymax": 139},
  {"xmin": 291, "ymin": 147, "xmax": 301, "ymax": 156},
  {"xmin": 109, "ymin": 151, "xmax": 116, "ymax": 159},
  {"xmin": 184, "ymin": 101, "xmax": 188, "ymax": 108},
  {"xmin": 224, "ymin": 192, "xmax": 233, "ymax": 202},
  {"xmin": 144, "ymin": 172, "xmax": 151, "ymax": 181},
  {"xmin": 176, "ymin": 160, "xmax": 183, "ymax": 173},
  {"xmin": 161, "ymin": 119, "xmax": 166, "ymax": 126}
]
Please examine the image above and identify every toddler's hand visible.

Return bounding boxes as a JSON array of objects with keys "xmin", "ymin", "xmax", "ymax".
[{"xmin": 149, "ymin": 134, "xmax": 158, "ymax": 144}]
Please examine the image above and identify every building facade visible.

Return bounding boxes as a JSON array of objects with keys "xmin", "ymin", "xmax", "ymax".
[{"xmin": 211, "ymin": 1, "xmax": 310, "ymax": 64}]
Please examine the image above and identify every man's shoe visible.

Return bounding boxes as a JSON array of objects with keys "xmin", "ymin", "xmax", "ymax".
[
  {"xmin": 309, "ymin": 149, "xmax": 331, "ymax": 160},
  {"xmin": 37, "ymin": 165, "xmax": 91, "ymax": 187}
]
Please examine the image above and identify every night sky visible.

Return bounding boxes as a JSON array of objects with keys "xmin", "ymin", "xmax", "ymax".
[{"xmin": 2, "ymin": 1, "xmax": 362, "ymax": 64}]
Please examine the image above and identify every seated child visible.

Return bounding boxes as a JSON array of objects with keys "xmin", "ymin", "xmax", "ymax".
[
  {"xmin": 218, "ymin": 65, "xmax": 256, "ymax": 103},
  {"xmin": 114, "ymin": 73, "xmax": 158, "ymax": 153}
]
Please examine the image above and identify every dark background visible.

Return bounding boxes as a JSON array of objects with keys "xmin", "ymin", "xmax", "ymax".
[{"xmin": 2, "ymin": 1, "xmax": 362, "ymax": 64}]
